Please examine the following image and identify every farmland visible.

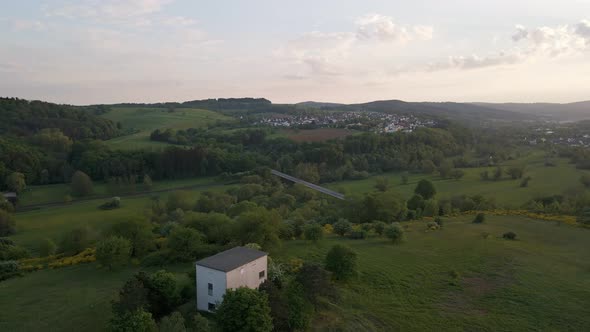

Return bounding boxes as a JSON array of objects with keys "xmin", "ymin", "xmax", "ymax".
[{"xmin": 101, "ymin": 107, "xmax": 233, "ymax": 150}]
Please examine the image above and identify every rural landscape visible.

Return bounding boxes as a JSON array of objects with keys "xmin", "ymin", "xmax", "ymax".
[{"xmin": 2, "ymin": 1, "xmax": 590, "ymax": 332}]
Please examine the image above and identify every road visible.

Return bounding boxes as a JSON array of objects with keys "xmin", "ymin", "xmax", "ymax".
[{"xmin": 271, "ymin": 169, "xmax": 345, "ymax": 200}]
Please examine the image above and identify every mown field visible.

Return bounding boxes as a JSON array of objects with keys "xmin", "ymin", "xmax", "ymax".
[
  {"xmin": 279, "ymin": 215, "xmax": 590, "ymax": 331},
  {"xmin": 101, "ymin": 107, "xmax": 233, "ymax": 150},
  {"xmin": 329, "ymin": 152, "xmax": 590, "ymax": 208}
]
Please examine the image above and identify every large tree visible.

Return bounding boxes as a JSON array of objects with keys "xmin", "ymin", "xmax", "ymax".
[
  {"xmin": 414, "ymin": 179, "xmax": 436, "ymax": 200},
  {"xmin": 235, "ymin": 207, "xmax": 281, "ymax": 251},
  {"xmin": 70, "ymin": 170, "xmax": 93, "ymax": 197},
  {"xmin": 5, "ymin": 172, "xmax": 26, "ymax": 193},
  {"xmin": 325, "ymin": 245, "xmax": 357, "ymax": 280},
  {"xmin": 215, "ymin": 288, "xmax": 273, "ymax": 332}
]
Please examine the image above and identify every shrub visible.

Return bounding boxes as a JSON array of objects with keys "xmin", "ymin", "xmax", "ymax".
[
  {"xmin": 360, "ymin": 223, "xmax": 373, "ymax": 232},
  {"xmin": 71, "ymin": 170, "xmax": 93, "ymax": 197},
  {"xmin": 0, "ymin": 210, "xmax": 16, "ymax": 236},
  {"xmin": 159, "ymin": 312, "xmax": 186, "ymax": 332},
  {"xmin": 373, "ymin": 221, "xmax": 386, "ymax": 235},
  {"xmin": 426, "ymin": 221, "xmax": 439, "ymax": 230},
  {"xmin": 215, "ymin": 288, "xmax": 273, "ymax": 332},
  {"xmin": 303, "ymin": 223, "xmax": 323, "ymax": 243},
  {"xmin": 385, "ymin": 224, "xmax": 404, "ymax": 244},
  {"xmin": 96, "ymin": 236, "xmax": 132, "ymax": 270},
  {"xmin": 0, "ymin": 261, "xmax": 21, "ymax": 281},
  {"xmin": 59, "ymin": 227, "xmax": 94, "ymax": 255},
  {"xmin": 333, "ymin": 219, "xmax": 352, "ymax": 237},
  {"xmin": 99, "ymin": 197, "xmax": 121, "ymax": 210},
  {"xmin": 520, "ymin": 176, "xmax": 532, "ymax": 188},
  {"xmin": 473, "ymin": 213, "xmax": 485, "ymax": 224},
  {"xmin": 110, "ymin": 309, "xmax": 157, "ymax": 332},
  {"xmin": 325, "ymin": 245, "xmax": 357, "ymax": 280},
  {"xmin": 434, "ymin": 216, "xmax": 443, "ymax": 227},
  {"xmin": 481, "ymin": 232, "xmax": 490, "ymax": 239},
  {"xmin": 140, "ymin": 251, "xmax": 170, "ymax": 267},
  {"xmin": 503, "ymin": 232, "xmax": 517, "ymax": 240}
]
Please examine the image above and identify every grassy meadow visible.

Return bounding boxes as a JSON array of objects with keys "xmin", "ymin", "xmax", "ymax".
[
  {"xmin": 101, "ymin": 107, "xmax": 233, "ymax": 150},
  {"xmin": 329, "ymin": 152, "xmax": 590, "ymax": 208},
  {"xmin": 280, "ymin": 215, "xmax": 590, "ymax": 331}
]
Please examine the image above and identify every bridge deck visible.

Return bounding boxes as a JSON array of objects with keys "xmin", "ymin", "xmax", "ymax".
[{"xmin": 271, "ymin": 169, "xmax": 345, "ymax": 200}]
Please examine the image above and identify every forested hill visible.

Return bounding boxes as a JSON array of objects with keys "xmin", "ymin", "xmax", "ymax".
[
  {"xmin": 298, "ymin": 100, "xmax": 538, "ymax": 124},
  {"xmin": 474, "ymin": 101, "xmax": 590, "ymax": 122},
  {"xmin": 0, "ymin": 98, "xmax": 119, "ymax": 140}
]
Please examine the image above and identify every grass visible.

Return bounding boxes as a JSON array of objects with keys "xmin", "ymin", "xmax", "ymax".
[
  {"xmin": 0, "ymin": 263, "xmax": 192, "ymax": 332},
  {"xmin": 279, "ymin": 215, "xmax": 590, "ymax": 331},
  {"xmin": 101, "ymin": 107, "xmax": 233, "ymax": 150},
  {"xmin": 328, "ymin": 152, "xmax": 590, "ymax": 208},
  {"xmin": 12, "ymin": 184, "xmax": 233, "ymax": 252},
  {"xmin": 18, "ymin": 176, "xmax": 218, "ymax": 206}
]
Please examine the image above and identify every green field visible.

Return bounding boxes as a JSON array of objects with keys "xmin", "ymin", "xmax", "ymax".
[
  {"xmin": 329, "ymin": 152, "xmax": 590, "ymax": 208},
  {"xmin": 19, "ymin": 176, "xmax": 219, "ymax": 206},
  {"xmin": 279, "ymin": 216, "xmax": 590, "ymax": 331},
  {"xmin": 101, "ymin": 107, "xmax": 233, "ymax": 150}
]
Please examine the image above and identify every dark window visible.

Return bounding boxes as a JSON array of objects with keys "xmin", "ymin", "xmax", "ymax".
[
  {"xmin": 259, "ymin": 270, "xmax": 265, "ymax": 279},
  {"xmin": 208, "ymin": 283, "xmax": 213, "ymax": 296},
  {"xmin": 208, "ymin": 303, "xmax": 216, "ymax": 311}
]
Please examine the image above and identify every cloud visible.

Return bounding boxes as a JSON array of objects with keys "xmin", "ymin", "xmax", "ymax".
[
  {"xmin": 355, "ymin": 14, "xmax": 433, "ymax": 43},
  {"xmin": 278, "ymin": 14, "xmax": 433, "ymax": 77},
  {"xmin": 431, "ymin": 19, "xmax": 590, "ymax": 72},
  {"xmin": 48, "ymin": 0, "xmax": 172, "ymax": 20}
]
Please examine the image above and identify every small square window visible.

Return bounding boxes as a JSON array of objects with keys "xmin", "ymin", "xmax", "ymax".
[
  {"xmin": 208, "ymin": 283, "xmax": 213, "ymax": 296},
  {"xmin": 259, "ymin": 270, "xmax": 265, "ymax": 279},
  {"xmin": 208, "ymin": 303, "xmax": 216, "ymax": 311}
]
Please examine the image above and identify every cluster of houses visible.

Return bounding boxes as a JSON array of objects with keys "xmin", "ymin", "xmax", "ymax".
[
  {"xmin": 255, "ymin": 111, "xmax": 435, "ymax": 133},
  {"xmin": 524, "ymin": 127, "xmax": 590, "ymax": 148}
]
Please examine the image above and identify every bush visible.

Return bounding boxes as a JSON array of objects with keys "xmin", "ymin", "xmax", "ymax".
[
  {"xmin": 141, "ymin": 251, "xmax": 170, "ymax": 267},
  {"xmin": 99, "ymin": 197, "xmax": 121, "ymax": 210},
  {"xmin": 0, "ymin": 261, "xmax": 21, "ymax": 281},
  {"xmin": 426, "ymin": 221, "xmax": 439, "ymax": 230},
  {"xmin": 0, "ymin": 210, "xmax": 16, "ymax": 236},
  {"xmin": 372, "ymin": 221, "xmax": 386, "ymax": 235},
  {"xmin": 303, "ymin": 223, "xmax": 323, "ymax": 243},
  {"xmin": 96, "ymin": 236, "xmax": 132, "ymax": 270},
  {"xmin": 502, "ymin": 232, "xmax": 517, "ymax": 240},
  {"xmin": 385, "ymin": 224, "xmax": 404, "ymax": 244},
  {"xmin": 215, "ymin": 288, "xmax": 273, "ymax": 332},
  {"xmin": 110, "ymin": 309, "xmax": 157, "ymax": 332},
  {"xmin": 473, "ymin": 213, "xmax": 485, "ymax": 224},
  {"xmin": 325, "ymin": 245, "xmax": 357, "ymax": 280},
  {"xmin": 38, "ymin": 238, "xmax": 57, "ymax": 257},
  {"xmin": 434, "ymin": 216, "xmax": 443, "ymax": 227},
  {"xmin": 333, "ymin": 219, "xmax": 352, "ymax": 237},
  {"xmin": 59, "ymin": 227, "xmax": 94, "ymax": 255},
  {"xmin": 520, "ymin": 176, "xmax": 532, "ymax": 188},
  {"xmin": 159, "ymin": 312, "xmax": 186, "ymax": 332},
  {"xmin": 71, "ymin": 170, "xmax": 93, "ymax": 197}
]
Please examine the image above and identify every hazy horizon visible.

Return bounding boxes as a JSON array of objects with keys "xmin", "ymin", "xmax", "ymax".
[{"xmin": 1, "ymin": 0, "xmax": 589, "ymax": 105}]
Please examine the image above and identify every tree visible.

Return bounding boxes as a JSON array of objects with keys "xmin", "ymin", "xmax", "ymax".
[
  {"xmin": 401, "ymin": 172, "xmax": 409, "ymax": 185},
  {"xmin": 580, "ymin": 174, "xmax": 590, "ymax": 188},
  {"xmin": 423, "ymin": 199, "xmax": 439, "ymax": 217},
  {"xmin": 438, "ymin": 160, "xmax": 453, "ymax": 179},
  {"xmin": 407, "ymin": 194, "xmax": 425, "ymax": 211},
  {"xmin": 112, "ymin": 276, "xmax": 149, "ymax": 315},
  {"xmin": 363, "ymin": 191, "xmax": 407, "ymax": 223},
  {"xmin": 38, "ymin": 238, "xmax": 57, "ymax": 257},
  {"xmin": 71, "ymin": 170, "xmax": 93, "ymax": 197},
  {"xmin": 373, "ymin": 221, "xmax": 386, "ymax": 235},
  {"xmin": 191, "ymin": 314, "xmax": 210, "ymax": 332},
  {"xmin": 5, "ymin": 172, "xmax": 26, "ymax": 193},
  {"xmin": 414, "ymin": 179, "xmax": 436, "ymax": 200},
  {"xmin": 167, "ymin": 190, "xmax": 193, "ymax": 212},
  {"xmin": 506, "ymin": 166, "xmax": 525, "ymax": 180},
  {"xmin": 59, "ymin": 226, "xmax": 94, "ymax": 255},
  {"xmin": 159, "ymin": 312, "xmax": 186, "ymax": 332},
  {"xmin": 167, "ymin": 227, "xmax": 205, "ymax": 262},
  {"xmin": 493, "ymin": 166, "xmax": 503, "ymax": 181},
  {"xmin": 473, "ymin": 213, "xmax": 485, "ymax": 224},
  {"xmin": 303, "ymin": 223, "xmax": 323, "ymax": 243},
  {"xmin": 450, "ymin": 169, "xmax": 465, "ymax": 180},
  {"xmin": 503, "ymin": 232, "xmax": 517, "ymax": 240},
  {"xmin": 520, "ymin": 176, "xmax": 532, "ymax": 187},
  {"xmin": 295, "ymin": 263, "xmax": 335, "ymax": 304},
  {"xmin": 143, "ymin": 174, "xmax": 153, "ymax": 191},
  {"xmin": 143, "ymin": 270, "xmax": 179, "ymax": 319},
  {"xmin": 108, "ymin": 218, "xmax": 155, "ymax": 258},
  {"xmin": 286, "ymin": 281, "xmax": 313, "ymax": 331},
  {"xmin": 215, "ymin": 288, "xmax": 273, "ymax": 332},
  {"xmin": 235, "ymin": 207, "xmax": 282, "ymax": 250},
  {"xmin": 577, "ymin": 207, "xmax": 590, "ymax": 225},
  {"xmin": 374, "ymin": 177, "xmax": 391, "ymax": 192},
  {"xmin": 333, "ymin": 219, "xmax": 352, "ymax": 237},
  {"xmin": 110, "ymin": 309, "xmax": 157, "ymax": 332},
  {"xmin": 325, "ymin": 245, "xmax": 357, "ymax": 280},
  {"xmin": 96, "ymin": 236, "xmax": 132, "ymax": 270},
  {"xmin": 421, "ymin": 160, "xmax": 436, "ymax": 174},
  {"xmin": 385, "ymin": 224, "xmax": 404, "ymax": 244},
  {"xmin": 0, "ymin": 210, "xmax": 16, "ymax": 236}
]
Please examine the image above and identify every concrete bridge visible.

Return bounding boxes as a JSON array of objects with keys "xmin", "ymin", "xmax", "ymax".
[{"xmin": 270, "ymin": 169, "xmax": 345, "ymax": 200}]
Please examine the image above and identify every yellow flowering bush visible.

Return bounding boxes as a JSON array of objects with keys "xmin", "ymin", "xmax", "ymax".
[
  {"xmin": 323, "ymin": 224, "xmax": 334, "ymax": 234},
  {"xmin": 459, "ymin": 210, "xmax": 578, "ymax": 226},
  {"xmin": 19, "ymin": 248, "xmax": 96, "ymax": 271}
]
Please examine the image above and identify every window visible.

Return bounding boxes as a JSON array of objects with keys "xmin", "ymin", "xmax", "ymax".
[
  {"xmin": 208, "ymin": 283, "xmax": 213, "ymax": 296},
  {"xmin": 259, "ymin": 270, "xmax": 265, "ymax": 279},
  {"xmin": 208, "ymin": 303, "xmax": 216, "ymax": 311}
]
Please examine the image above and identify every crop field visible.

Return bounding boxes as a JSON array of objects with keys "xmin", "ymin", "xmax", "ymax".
[
  {"xmin": 279, "ymin": 215, "xmax": 590, "ymax": 331},
  {"xmin": 328, "ymin": 153, "xmax": 590, "ymax": 208},
  {"xmin": 279, "ymin": 128, "xmax": 356, "ymax": 142},
  {"xmin": 101, "ymin": 107, "xmax": 233, "ymax": 150}
]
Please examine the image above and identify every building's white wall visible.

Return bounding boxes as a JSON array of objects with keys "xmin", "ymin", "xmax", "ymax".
[
  {"xmin": 225, "ymin": 255, "xmax": 267, "ymax": 290},
  {"xmin": 196, "ymin": 265, "xmax": 226, "ymax": 312}
]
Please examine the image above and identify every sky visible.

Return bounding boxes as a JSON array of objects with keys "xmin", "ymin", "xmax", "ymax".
[{"xmin": 1, "ymin": 0, "xmax": 590, "ymax": 105}]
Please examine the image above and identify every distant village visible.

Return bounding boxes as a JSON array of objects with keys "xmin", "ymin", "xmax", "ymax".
[
  {"xmin": 524, "ymin": 126, "xmax": 590, "ymax": 148},
  {"xmin": 253, "ymin": 111, "xmax": 436, "ymax": 133}
]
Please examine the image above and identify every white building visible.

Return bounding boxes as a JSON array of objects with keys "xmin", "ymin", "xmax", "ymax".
[{"xmin": 195, "ymin": 246, "xmax": 268, "ymax": 312}]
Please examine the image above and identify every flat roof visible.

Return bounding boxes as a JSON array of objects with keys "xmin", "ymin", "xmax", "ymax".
[{"xmin": 196, "ymin": 246, "xmax": 267, "ymax": 272}]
